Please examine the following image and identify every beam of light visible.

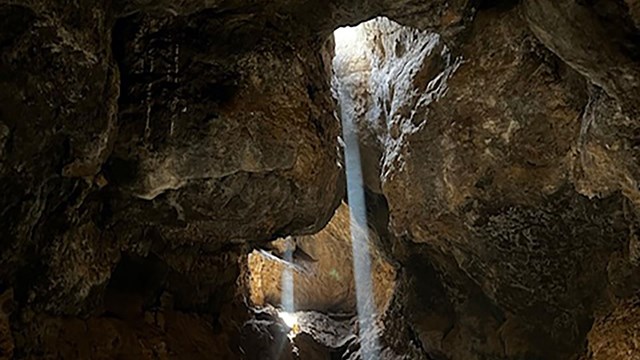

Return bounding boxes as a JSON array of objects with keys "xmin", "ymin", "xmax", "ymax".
[
  {"xmin": 334, "ymin": 25, "xmax": 381, "ymax": 360},
  {"xmin": 280, "ymin": 237, "xmax": 296, "ymax": 326}
]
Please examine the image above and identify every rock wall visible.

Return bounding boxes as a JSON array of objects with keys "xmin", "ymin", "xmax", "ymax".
[
  {"xmin": 334, "ymin": 3, "xmax": 640, "ymax": 359},
  {"xmin": 248, "ymin": 203, "xmax": 396, "ymax": 314},
  {"xmin": 0, "ymin": 0, "xmax": 639, "ymax": 359}
]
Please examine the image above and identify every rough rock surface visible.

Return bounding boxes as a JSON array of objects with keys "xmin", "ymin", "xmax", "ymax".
[
  {"xmin": 334, "ymin": 5, "xmax": 640, "ymax": 360},
  {"xmin": 523, "ymin": 0, "xmax": 640, "ymax": 118},
  {"xmin": 241, "ymin": 307, "xmax": 357, "ymax": 360},
  {"xmin": 0, "ymin": 0, "xmax": 640, "ymax": 359},
  {"xmin": 12, "ymin": 303, "xmax": 244, "ymax": 359},
  {"xmin": 108, "ymin": 11, "xmax": 343, "ymax": 248},
  {"xmin": 248, "ymin": 203, "xmax": 395, "ymax": 313},
  {"xmin": 0, "ymin": 1, "xmax": 120, "ymax": 316},
  {"xmin": 587, "ymin": 296, "xmax": 640, "ymax": 360}
]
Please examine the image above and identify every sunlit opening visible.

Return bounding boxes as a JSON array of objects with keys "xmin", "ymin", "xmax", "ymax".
[
  {"xmin": 332, "ymin": 25, "xmax": 368, "ymax": 77},
  {"xmin": 333, "ymin": 26, "xmax": 359, "ymax": 46}
]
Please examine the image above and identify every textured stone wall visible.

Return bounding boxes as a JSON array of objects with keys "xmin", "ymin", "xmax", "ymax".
[
  {"xmin": 334, "ymin": 5, "xmax": 640, "ymax": 358},
  {"xmin": 0, "ymin": 0, "xmax": 639, "ymax": 359},
  {"xmin": 248, "ymin": 203, "xmax": 395, "ymax": 314}
]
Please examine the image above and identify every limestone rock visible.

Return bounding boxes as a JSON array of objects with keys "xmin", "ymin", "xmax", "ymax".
[
  {"xmin": 0, "ymin": 290, "xmax": 14, "ymax": 359},
  {"xmin": 523, "ymin": 0, "xmax": 640, "ymax": 118},
  {"xmin": 335, "ymin": 6, "xmax": 640, "ymax": 359},
  {"xmin": 108, "ymin": 11, "xmax": 343, "ymax": 248},
  {"xmin": 0, "ymin": 2, "xmax": 119, "ymax": 314},
  {"xmin": 588, "ymin": 296, "xmax": 640, "ymax": 360},
  {"xmin": 12, "ymin": 309, "xmax": 242, "ymax": 359},
  {"xmin": 248, "ymin": 203, "xmax": 395, "ymax": 313},
  {"xmin": 2, "ymin": 0, "xmax": 640, "ymax": 359}
]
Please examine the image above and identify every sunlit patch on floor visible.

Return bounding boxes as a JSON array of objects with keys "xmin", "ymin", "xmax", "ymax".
[{"xmin": 278, "ymin": 311, "xmax": 298, "ymax": 330}]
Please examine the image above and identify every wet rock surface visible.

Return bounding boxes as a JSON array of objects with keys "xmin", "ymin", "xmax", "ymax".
[{"xmin": 0, "ymin": 0, "xmax": 639, "ymax": 359}]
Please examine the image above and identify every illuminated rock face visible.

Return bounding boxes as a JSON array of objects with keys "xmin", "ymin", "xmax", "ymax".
[
  {"xmin": 248, "ymin": 203, "xmax": 395, "ymax": 314},
  {"xmin": 334, "ymin": 9, "xmax": 640, "ymax": 360},
  {"xmin": 1, "ymin": 0, "xmax": 640, "ymax": 359}
]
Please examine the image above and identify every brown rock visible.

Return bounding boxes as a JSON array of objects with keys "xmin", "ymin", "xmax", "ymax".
[
  {"xmin": 249, "ymin": 203, "xmax": 395, "ymax": 313},
  {"xmin": 0, "ymin": 1, "xmax": 119, "ymax": 313},
  {"xmin": 523, "ymin": 0, "xmax": 640, "ymax": 118},
  {"xmin": 12, "ymin": 309, "xmax": 241, "ymax": 359},
  {"xmin": 108, "ymin": 11, "xmax": 343, "ymax": 249},
  {"xmin": 335, "ymin": 7, "xmax": 639, "ymax": 359},
  {"xmin": 588, "ymin": 296, "xmax": 640, "ymax": 360},
  {"xmin": 2, "ymin": 0, "xmax": 640, "ymax": 359},
  {"xmin": 0, "ymin": 289, "xmax": 14, "ymax": 359}
]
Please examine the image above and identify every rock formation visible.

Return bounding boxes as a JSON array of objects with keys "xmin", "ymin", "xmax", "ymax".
[
  {"xmin": 248, "ymin": 203, "xmax": 395, "ymax": 314},
  {"xmin": 0, "ymin": 0, "xmax": 639, "ymax": 359}
]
